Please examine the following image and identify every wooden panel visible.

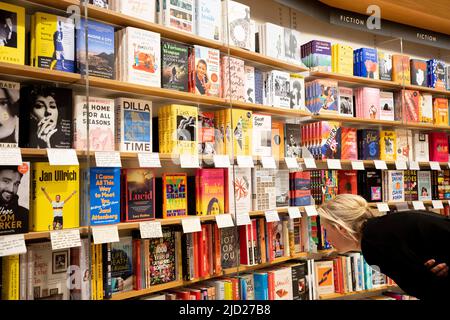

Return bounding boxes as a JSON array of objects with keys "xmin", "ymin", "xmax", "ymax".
[
  {"xmin": 0, "ymin": 62, "xmax": 80, "ymax": 83},
  {"xmin": 308, "ymin": 71, "xmax": 401, "ymax": 90},
  {"xmin": 404, "ymin": 84, "xmax": 450, "ymax": 97},
  {"xmin": 319, "ymin": 285, "xmax": 398, "ymax": 300}
]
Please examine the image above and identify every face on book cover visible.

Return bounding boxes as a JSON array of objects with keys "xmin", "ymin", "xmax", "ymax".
[{"xmin": 321, "ymin": 219, "xmax": 356, "ymax": 253}]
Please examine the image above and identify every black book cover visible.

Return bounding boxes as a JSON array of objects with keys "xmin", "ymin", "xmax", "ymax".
[
  {"xmin": 358, "ymin": 170, "xmax": 383, "ymax": 202},
  {"xmin": 122, "ymin": 168, "xmax": 155, "ymax": 221},
  {"xmin": 220, "ymin": 227, "xmax": 239, "ymax": 269},
  {"xmin": 291, "ymin": 262, "xmax": 308, "ymax": 300},
  {"xmin": 284, "ymin": 123, "xmax": 301, "ymax": 158},
  {"xmin": 410, "ymin": 59, "xmax": 428, "ymax": 87},
  {"xmin": 161, "ymin": 39, "xmax": 189, "ymax": 92}
]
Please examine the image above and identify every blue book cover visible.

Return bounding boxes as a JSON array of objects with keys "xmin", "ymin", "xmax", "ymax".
[
  {"xmin": 359, "ymin": 129, "xmax": 380, "ymax": 160},
  {"xmin": 293, "ymin": 173, "xmax": 311, "ymax": 206},
  {"xmin": 111, "ymin": 236, "xmax": 133, "ymax": 293},
  {"xmin": 254, "ymin": 69, "xmax": 263, "ymax": 105},
  {"xmin": 253, "ymin": 273, "xmax": 268, "ymax": 300},
  {"xmin": 90, "ymin": 167, "xmax": 121, "ymax": 225},
  {"xmin": 239, "ymin": 278, "xmax": 247, "ymax": 300},
  {"xmin": 76, "ymin": 18, "xmax": 115, "ymax": 79},
  {"xmin": 360, "ymin": 48, "xmax": 378, "ymax": 79}
]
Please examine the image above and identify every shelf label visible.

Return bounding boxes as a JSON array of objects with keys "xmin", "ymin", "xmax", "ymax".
[
  {"xmin": 303, "ymin": 158, "xmax": 317, "ymax": 169},
  {"xmin": 138, "ymin": 153, "xmax": 161, "ymax": 168},
  {"xmin": 237, "ymin": 155, "xmax": 254, "ymax": 168},
  {"xmin": 429, "ymin": 161, "xmax": 441, "ymax": 171},
  {"xmin": 92, "ymin": 225, "xmax": 120, "ymax": 244},
  {"xmin": 304, "ymin": 205, "xmax": 318, "ymax": 217},
  {"xmin": 376, "ymin": 203, "xmax": 390, "ymax": 212},
  {"xmin": 265, "ymin": 210, "xmax": 280, "ymax": 222},
  {"xmin": 0, "ymin": 234, "xmax": 26, "ymax": 257},
  {"xmin": 180, "ymin": 154, "xmax": 199, "ymax": 168},
  {"xmin": 351, "ymin": 161, "xmax": 365, "ymax": 170},
  {"xmin": 326, "ymin": 159, "xmax": 341, "ymax": 170},
  {"xmin": 285, "ymin": 157, "xmax": 299, "ymax": 169},
  {"xmin": 213, "ymin": 155, "xmax": 231, "ymax": 168},
  {"xmin": 95, "ymin": 151, "xmax": 122, "ymax": 167},
  {"xmin": 0, "ymin": 148, "xmax": 22, "ymax": 166},
  {"xmin": 261, "ymin": 156, "xmax": 277, "ymax": 169},
  {"xmin": 288, "ymin": 207, "xmax": 302, "ymax": 219},
  {"xmin": 432, "ymin": 200, "xmax": 444, "ymax": 209},
  {"xmin": 139, "ymin": 221, "xmax": 163, "ymax": 239},
  {"xmin": 448, "ymin": 163, "xmax": 450, "ymax": 170},
  {"xmin": 235, "ymin": 213, "xmax": 251, "ymax": 226},
  {"xmin": 50, "ymin": 229, "xmax": 81, "ymax": 250},
  {"xmin": 47, "ymin": 148, "xmax": 79, "ymax": 166},
  {"xmin": 181, "ymin": 217, "xmax": 202, "ymax": 233},
  {"xmin": 412, "ymin": 201, "xmax": 426, "ymax": 210},
  {"xmin": 374, "ymin": 160, "xmax": 387, "ymax": 170},
  {"xmin": 409, "ymin": 161, "xmax": 420, "ymax": 170},
  {"xmin": 215, "ymin": 214, "xmax": 235, "ymax": 229},
  {"xmin": 395, "ymin": 202, "xmax": 409, "ymax": 212},
  {"xmin": 395, "ymin": 160, "xmax": 407, "ymax": 170}
]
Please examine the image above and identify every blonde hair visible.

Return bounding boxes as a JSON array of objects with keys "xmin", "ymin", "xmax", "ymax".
[{"xmin": 317, "ymin": 194, "xmax": 382, "ymax": 242}]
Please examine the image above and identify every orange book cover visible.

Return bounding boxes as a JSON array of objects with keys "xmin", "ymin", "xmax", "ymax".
[
  {"xmin": 271, "ymin": 121, "xmax": 285, "ymax": 160},
  {"xmin": 213, "ymin": 224, "xmax": 222, "ymax": 274},
  {"xmin": 267, "ymin": 271, "xmax": 275, "ymax": 300},
  {"xmin": 392, "ymin": 54, "xmax": 411, "ymax": 85},
  {"xmin": 258, "ymin": 219, "xmax": 267, "ymax": 263},
  {"xmin": 162, "ymin": 173, "xmax": 187, "ymax": 218},
  {"xmin": 433, "ymin": 98, "xmax": 449, "ymax": 125}
]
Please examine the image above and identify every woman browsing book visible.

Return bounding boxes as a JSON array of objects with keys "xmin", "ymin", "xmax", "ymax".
[{"xmin": 318, "ymin": 194, "xmax": 449, "ymax": 300}]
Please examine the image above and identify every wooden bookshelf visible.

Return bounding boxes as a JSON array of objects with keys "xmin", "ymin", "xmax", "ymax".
[
  {"xmin": 0, "ymin": 62, "xmax": 80, "ymax": 83},
  {"xmin": 308, "ymin": 71, "xmax": 400, "ymax": 89},
  {"xmin": 319, "ymin": 285, "xmax": 399, "ymax": 300},
  {"xmin": 311, "ymin": 114, "xmax": 403, "ymax": 127},
  {"xmin": 404, "ymin": 84, "xmax": 450, "ymax": 97}
]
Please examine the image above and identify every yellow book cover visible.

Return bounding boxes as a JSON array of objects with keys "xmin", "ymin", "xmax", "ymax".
[
  {"xmin": 96, "ymin": 244, "xmax": 103, "ymax": 300},
  {"xmin": 332, "ymin": 44, "xmax": 336, "ymax": 73},
  {"xmin": 213, "ymin": 110, "xmax": 222, "ymax": 155},
  {"xmin": 224, "ymin": 109, "xmax": 232, "ymax": 155},
  {"xmin": 30, "ymin": 163, "xmax": 79, "ymax": 231},
  {"xmin": 419, "ymin": 93, "xmax": 433, "ymax": 124},
  {"xmin": 231, "ymin": 109, "xmax": 252, "ymax": 156},
  {"xmin": 30, "ymin": 13, "xmax": 35, "ymax": 67},
  {"xmin": 163, "ymin": 173, "xmax": 188, "ymax": 218},
  {"xmin": 338, "ymin": 45, "xmax": 353, "ymax": 75},
  {"xmin": 223, "ymin": 280, "xmax": 233, "ymax": 300},
  {"xmin": 1, "ymin": 255, "xmax": 19, "ymax": 300},
  {"xmin": 166, "ymin": 105, "xmax": 198, "ymax": 156},
  {"xmin": 0, "ymin": 2, "xmax": 25, "ymax": 65},
  {"xmin": 91, "ymin": 243, "xmax": 97, "ymax": 300},
  {"xmin": 433, "ymin": 98, "xmax": 449, "ymax": 125},
  {"xmin": 380, "ymin": 130, "xmax": 397, "ymax": 161}
]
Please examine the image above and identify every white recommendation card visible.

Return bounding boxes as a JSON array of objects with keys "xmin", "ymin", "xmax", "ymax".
[
  {"xmin": 261, "ymin": 156, "xmax": 277, "ymax": 169},
  {"xmin": 139, "ymin": 221, "xmax": 163, "ymax": 239},
  {"xmin": 50, "ymin": 229, "xmax": 82, "ymax": 250},
  {"xmin": 429, "ymin": 161, "xmax": 441, "ymax": 171},
  {"xmin": 0, "ymin": 148, "xmax": 22, "ymax": 166},
  {"xmin": 374, "ymin": 160, "xmax": 387, "ymax": 170},
  {"xmin": 48, "ymin": 148, "xmax": 79, "ymax": 166},
  {"xmin": 376, "ymin": 203, "xmax": 390, "ymax": 212},
  {"xmin": 138, "ymin": 153, "xmax": 161, "ymax": 168},
  {"xmin": 288, "ymin": 207, "xmax": 301, "ymax": 219},
  {"xmin": 327, "ymin": 159, "xmax": 341, "ymax": 170},
  {"xmin": 235, "ymin": 213, "xmax": 251, "ymax": 226},
  {"xmin": 95, "ymin": 151, "xmax": 122, "ymax": 167},
  {"xmin": 0, "ymin": 234, "xmax": 26, "ymax": 257},
  {"xmin": 432, "ymin": 200, "xmax": 444, "ymax": 209},
  {"xmin": 213, "ymin": 155, "xmax": 231, "ymax": 168},
  {"xmin": 180, "ymin": 154, "xmax": 200, "ymax": 168},
  {"xmin": 303, "ymin": 158, "xmax": 317, "ymax": 169},
  {"xmin": 304, "ymin": 205, "xmax": 318, "ymax": 217},
  {"xmin": 215, "ymin": 214, "xmax": 235, "ymax": 229},
  {"xmin": 409, "ymin": 161, "xmax": 420, "ymax": 170},
  {"xmin": 265, "ymin": 210, "xmax": 280, "ymax": 222},
  {"xmin": 181, "ymin": 217, "xmax": 202, "ymax": 233},
  {"xmin": 237, "ymin": 155, "xmax": 254, "ymax": 168},
  {"xmin": 92, "ymin": 225, "xmax": 120, "ymax": 244},
  {"xmin": 412, "ymin": 201, "xmax": 426, "ymax": 210},
  {"xmin": 285, "ymin": 157, "xmax": 299, "ymax": 169},
  {"xmin": 395, "ymin": 160, "xmax": 407, "ymax": 170},
  {"xmin": 351, "ymin": 161, "xmax": 365, "ymax": 170}
]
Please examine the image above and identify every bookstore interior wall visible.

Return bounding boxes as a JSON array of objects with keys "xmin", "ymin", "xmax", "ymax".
[{"xmin": 0, "ymin": 0, "xmax": 449, "ymax": 301}]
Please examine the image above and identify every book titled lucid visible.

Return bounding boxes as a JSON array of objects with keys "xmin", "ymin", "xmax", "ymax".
[
  {"xmin": 90, "ymin": 167, "xmax": 120, "ymax": 225},
  {"xmin": 121, "ymin": 168, "xmax": 155, "ymax": 222}
]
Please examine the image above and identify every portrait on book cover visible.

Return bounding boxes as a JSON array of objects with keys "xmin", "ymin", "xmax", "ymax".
[
  {"xmin": 0, "ymin": 9, "xmax": 17, "ymax": 48},
  {"xmin": 0, "ymin": 84, "xmax": 19, "ymax": 147}
]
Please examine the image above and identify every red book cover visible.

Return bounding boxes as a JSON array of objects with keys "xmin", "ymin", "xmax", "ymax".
[
  {"xmin": 231, "ymin": 278, "xmax": 240, "ymax": 300},
  {"xmin": 197, "ymin": 169, "xmax": 225, "ymax": 215},
  {"xmin": 333, "ymin": 259, "xmax": 339, "ymax": 294},
  {"xmin": 175, "ymin": 290, "xmax": 191, "ymax": 300},
  {"xmin": 193, "ymin": 232, "xmax": 200, "ymax": 279},
  {"xmin": 213, "ymin": 224, "xmax": 222, "ymax": 275},
  {"xmin": 429, "ymin": 132, "xmax": 449, "ymax": 162},
  {"xmin": 338, "ymin": 170, "xmax": 358, "ymax": 194},
  {"xmin": 251, "ymin": 219, "xmax": 258, "ymax": 265},
  {"xmin": 268, "ymin": 271, "xmax": 275, "ymax": 300},
  {"xmin": 207, "ymin": 224, "xmax": 213, "ymax": 276},
  {"xmin": 239, "ymin": 225, "xmax": 250, "ymax": 265},
  {"xmin": 201, "ymin": 224, "xmax": 209, "ymax": 277},
  {"xmin": 341, "ymin": 127, "xmax": 358, "ymax": 160},
  {"xmin": 258, "ymin": 218, "xmax": 267, "ymax": 263},
  {"xmin": 122, "ymin": 168, "xmax": 155, "ymax": 222},
  {"xmin": 402, "ymin": 90, "xmax": 419, "ymax": 122},
  {"xmin": 189, "ymin": 289, "xmax": 202, "ymax": 300},
  {"xmin": 266, "ymin": 222, "xmax": 274, "ymax": 262}
]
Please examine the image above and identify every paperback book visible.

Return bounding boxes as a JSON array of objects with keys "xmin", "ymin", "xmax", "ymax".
[
  {"xmin": 190, "ymin": 45, "xmax": 221, "ymax": 97},
  {"xmin": 0, "ymin": 80, "xmax": 19, "ymax": 148},
  {"xmin": 121, "ymin": 168, "xmax": 155, "ymax": 222},
  {"xmin": 90, "ymin": 167, "xmax": 121, "ymax": 225},
  {"xmin": 0, "ymin": 2, "xmax": 25, "ymax": 65}
]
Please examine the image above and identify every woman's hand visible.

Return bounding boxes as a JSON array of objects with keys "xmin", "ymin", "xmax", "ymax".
[
  {"xmin": 37, "ymin": 117, "xmax": 57, "ymax": 148},
  {"xmin": 425, "ymin": 259, "xmax": 448, "ymax": 277}
]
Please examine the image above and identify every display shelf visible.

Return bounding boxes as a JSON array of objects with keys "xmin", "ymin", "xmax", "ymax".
[
  {"xmin": 308, "ymin": 71, "xmax": 401, "ymax": 89},
  {"xmin": 404, "ymin": 84, "xmax": 450, "ymax": 97},
  {"xmin": 319, "ymin": 285, "xmax": 399, "ymax": 300},
  {"xmin": 0, "ymin": 62, "xmax": 80, "ymax": 83},
  {"xmin": 367, "ymin": 200, "xmax": 446, "ymax": 208},
  {"xmin": 311, "ymin": 114, "xmax": 402, "ymax": 127}
]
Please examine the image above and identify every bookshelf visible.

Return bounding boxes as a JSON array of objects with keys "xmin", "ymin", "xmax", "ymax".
[{"xmin": 318, "ymin": 285, "xmax": 400, "ymax": 300}]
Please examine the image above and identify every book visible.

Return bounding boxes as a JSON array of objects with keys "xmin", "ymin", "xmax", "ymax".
[
  {"xmin": 419, "ymin": 93, "xmax": 433, "ymax": 124},
  {"xmin": 161, "ymin": 39, "xmax": 189, "ymax": 92},
  {"xmin": 413, "ymin": 132, "xmax": 429, "ymax": 162},
  {"xmin": 252, "ymin": 166, "xmax": 276, "ymax": 211},
  {"xmin": 271, "ymin": 121, "xmax": 285, "ymax": 160},
  {"xmin": 196, "ymin": 169, "xmax": 225, "ymax": 215},
  {"xmin": 30, "ymin": 162, "xmax": 79, "ymax": 231},
  {"xmin": 284, "ymin": 124, "xmax": 301, "ymax": 158},
  {"xmin": 429, "ymin": 132, "xmax": 449, "ymax": 162},
  {"xmin": 395, "ymin": 129, "xmax": 413, "ymax": 162},
  {"xmin": 220, "ymin": 227, "xmax": 239, "ymax": 269},
  {"xmin": 305, "ymin": 79, "xmax": 338, "ymax": 114},
  {"xmin": 358, "ymin": 48, "xmax": 379, "ymax": 79},
  {"xmin": 427, "ymin": 59, "xmax": 446, "ymax": 90},
  {"xmin": 379, "ymin": 91, "xmax": 395, "ymax": 121},
  {"xmin": 338, "ymin": 170, "xmax": 357, "ymax": 195},
  {"xmin": 76, "ymin": 18, "xmax": 114, "ymax": 79},
  {"xmin": 163, "ymin": 173, "xmax": 188, "ymax": 218},
  {"xmin": 73, "ymin": 96, "xmax": 115, "ymax": 151},
  {"xmin": 314, "ymin": 260, "xmax": 335, "ymax": 295},
  {"xmin": 332, "ymin": 43, "xmax": 353, "ymax": 76},
  {"xmin": 221, "ymin": 56, "xmax": 245, "ymax": 101},
  {"xmin": 121, "ymin": 168, "xmax": 155, "ymax": 222},
  {"xmin": 111, "ymin": 237, "xmax": 133, "ymax": 294},
  {"xmin": 244, "ymin": 65, "xmax": 255, "ymax": 103},
  {"xmin": 410, "ymin": 59, "xmax": 428, "ymax": 87},
  {"xmin": 275, "ymin": 169, "xmax": 290, "ymax": 207},
  {"xmin": 231, "ymin": 109, "xmax": 252, "ymax": 156},
  {"xmin": 113, "ymin": 0, "xmax": 156, "ymax": 22},
  {"xmin": 355, "ymin": 87, "xmax": 380, "ymax": 120},
  {"xmin": 385, "ymin": 170, "xmax": 404, "ymax": 202},
  {"xmin": 198, "ymin": 111, "xmax": 215, "ymax": 155},
  {"xmin": 392, "ymin": 54, "xmax": 410, "ymax": 85},
  {"xmin": 90, "ymin": 167, "xmax": 121, "ymax": 225},
  {"xmin": 260, "ymin": 23, "xmax": 285, "ymax": 60},
  {"xmin": 90, "ymin": 0, "xmax": 109, "ymax": 8},
  {"xmin": 189, "ymin": 45, "xmax": 221, "ymax": 97},
  {"xmin": 301, "ymin": 40, "xmax": 331, "ymax": 71},
  {"xmin": 0, "ymin": 2, "xmax": 25, "ymax": 65},
  {"xmin": 400, "ymin": 90, "xmax": 419, "ymax": 123},
  {"xmin": 222, "ymin": 0, "xmax": 252, "ymax": 50},
  {"xmin": 254, "ymin": 69, "xmax": 263, "ymax": 105},
  {"xmin": 338, "ymin": 87, "xmax": 353, "ymax": 117},
  {"xmin": 252, "ymin": 114, "xmax": 272, "ymax": 157},
  {"xmin": 378, "ymin": 51, "xmax": 392, "ymax": 81},
  {"xmin": 358, "ymin": 170, "xmax": 382, "ymax": 202},
  {"xmin": 195, "ymin": 0, "xmax": 221, "ymax": 41},
  {"xmin": 284, "ymin": 28, "xmax": 302, "ymax": 64},
  {"xmin": 289, "ymin": 74, "xmax": 305, "ymax": 110},
  {"xmin": 379, "ymin": 130, "xmax": 396, "ymax": 161},
  {"xmin": 0, "ymin": 163, "xmax": 29, "ymax": 235},
  {"xmin": 433, "ymin": 98, "xmax": 449, "ymax": 125},
  {"xmin": 417, "ymin": 171, "xmax": 432, "ymax": 201},
  {"xmin": 160, "ymin": 0, "xmax": 194, "ymax": 33},
  {"xmin": 358, "ymin": 129, "xmax": 379, "ymax": 160},
  {"xmin": 149, "ymin": 227, "xmax": 177, "ymax": 285},
  {"xmin": 227, "ymin": 167, "xmax": 252, "ymax": 215},
  {"xmin": 0, "ymin": 80, "xmax": 19, "ymax": 147},
  {"xmin": 341, "ymin": 128, "xmax": 357, "ymax": 160},
  {"xmin": 272, "ymin": 267, "xmax": 293, "ymax": 300},
  {"xmin": 320, "ymin": 121, "xmax": 341, "ymax": 160}
]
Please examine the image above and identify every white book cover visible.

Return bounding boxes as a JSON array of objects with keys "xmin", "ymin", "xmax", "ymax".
[
  {"xmin": 379, "ymin": 91, "xmax": 395, "ymax": 121},
  {"xmin": 417, "ymin": 171, "xmax": 432, "ymax": 201},
  {"xmin": 228, "ymin": 167, "xmax": 252, "ymax": 214},
  {"xmin": 251, "ymin": 166, "xmax": 276, "ymax": 211},
  {"xmin": 420, "ymin": 93, "xmax": 433, "ymax": 123},
  {"xmin": 80, "ymin": 238, "xmax": 90, "ymax": 300},
  {"xmin": 284, "ymin": 28, "xmax": 302, "ymax": 64},
  {"xmin": 27, "ymin": 248, "xmax": 34, "ymax": 300},
  {"xmin": 271, "ymin": 70, "xmax": 290, "ymax": 108},
  {"xmin": 272, "ymin": 267, "xmax": 294, "ymax": 300},
  {"xmin": 290, "ymin": 74, "xmax": 305, "ymax": 110},
  {"xmin": 387, "ymin": 170, "xmax": 404, "ymax": 202},
  {"xmin": 0, "ymin": 80, "xmax": 19, "ymax": 147},
  {"xmin": 244, "ymin": 65, "xmax": 255, "ymax": 103},
  {"xmin": 73, "ymin": 95, "xmax": 115, "ymax": 151},
  {"xmin": 263, "ymin": 23, "xmax": 284, "ymax": 60},
  {"xmin": 222, "ymin": 0, "xmax": 251, "ymax": 50},
  {"xmin": 252, "ymin": 113, "xmax": 272, "ymax": 157},
  {"xmin": 413, "ymin": 132, "xmax": 429, "ymax": 162},
  {"xmin": 395, "ymin": 129, "xmax": 413, "ymax": 162},
  {"xmin": 124, "ymin": 27, "xmax": 161, "ymax": 87},
  {"xmin": 163, "ymin": 0, "xmax": 195, "ymax": 33},
  {"xmin": 115, "ymin": 98, "xmax": 152, "ymax": 152},
  {"xmin": 118, "ymin": 0, "xmax": 156, "ymax": 22},
  {"xmin": 194, "ymin": 45, "xmax": 221, "ymax": 97},
  {"xmin": 338, "ymin": 86, "xmax": 354, "ymax": 117},
  {"xmin": 195, "ymin": 0, "xmax": 221, "ymax": 41}
]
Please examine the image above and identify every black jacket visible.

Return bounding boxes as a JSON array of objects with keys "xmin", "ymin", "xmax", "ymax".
[{"xmin": 361, "ymin": 210, "xmax": 450, "ymax": 300}]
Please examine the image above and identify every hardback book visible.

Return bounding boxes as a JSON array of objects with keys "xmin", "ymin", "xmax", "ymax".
[
  {"xmin": 332, "ymin": 43, "xmax": 353, "ymax": 76},
  {"xmin": 379, "ymin": 130, "xmax": 396, "ymax": 161},
  {"xmin": 271, "ymin": 221, "xmax": 285, "ymax": 258},
  {"xmin": 289, "ymin": 74, "xmax": 305, "ymax": 110},
  {"xmin": 121, "ymin": 168, "xmax": 155, "ymax": 222},
  {"xmin": 427, "ymin": 59, "xmax": 446, "ymax": 90},
  {"xmin": 395, "ymin": 129, "xmax": 413, "ymax": 162},
  {"xmin": 90, "ymin": 167, "xmax": 121, "ymax": 225},
  {"xmin": 379, "ymin": 91, "xmax": 395, "ymax": 121},
  {"xmin": 160, "ymin": 0, "xmax": 194, "ymax": 33},
  {"xmin": 284, "ymin": 123, "xmax": 301, "ymax": 158},
  {"xmin": 341, "ymin": 127, "xmax": 357, "ymax": 160},
  {"xmin": 404, "ymin": 170, "xmax": 418, "ymax": 202},
  {"xmin": 314, "ymin": 260, "xmax": 335, "ymax": 295},
  {"xmin": 356, "ymin": 87, "xmax": 380, "ymax": 120},
  {"xmin": 32, "ymin": 12, "xmax": 75, "ymax": 72},
  {"xmin": 429, "ymin": 132, "xmax": 449, "ymax": 162},
  {"xmin": 231, "ymin": 109, "xmax": 252, "ymax": 156},
  {"xmin": 221, "ymin": 56, "xmax": 245, "ymax": 101},
  {"xmin": 254, "ymin": 69, "xmax": 263, "ymax": 105},
  {"xmin": 399, "ymin": 90, "xmax": 419, "ymax": 123},
  {"xmin": 385, "ymin": 170, "xmax": 404, "ymax": 202},
  {"xmin": 358, "ymin": 129, "xmax": 379, "ymax": 160},
  {"xmin": 252, "ymin": 166, "xmax": 276, "ymax": 211},
  {"xmin": 301, "ymin": 40, "xmax": 331, "ymax": 71},
  {"xmin": 433, "ymin": 98, "xmax": 449, "ymax": 125},
  {"xmin": 410, "ymin": 59, "xmax": 428, "ymax": 87},
  {"xmin": 239, "ymin": 273, "xmax": 255, "ymax": 300},
  {"xmin": 392, "ymin": 54, "xmax": 410, "ymax": 85},
  {"xmin": 30, "ymin": 162, "xmax": 79, "ymax": 231},
  {"xmin": 0, "ymin": 2, "xmax": 25, "ymax": 65},
  {"xmin": 90, "ymin": 0, "xmax": 109, "ymax": 8},
  {"xmin": 290, "ymin": 171, "xmax": 311, "ymax": 206},
  {"xmin": 284, "ymin": 28, "xmax": 302, "ymax": 64},
  {"xmin": 189, "ymin": 45, "xmax": 221, "ymax": 97},
  {"xmin": 338, "ymin": 170, "xmax": 357, "ymax": 195},
  {"xmin": 20, "ymin": 86, "xmax": 73, "ymax": 149},
  {"xmin": 226, "ymin": 167, "xmax": 252, "ymax": 215},
  {"xmin": 0, "ymin": 80, "xmax": 19, "ymax": 147},
  {"xmin": 198, "ymin": 111, "xmax": 215, "ymax": 155},
  {"xmin": 260, "ymin": 23, "xmax": 285, "ymax": 60},
  {"xmin": 220, "ymin": 227, "xmax": 239, "ymax": 269},
  {"xmin": 358, "ymin": 47, "xmax": 379, "ymax": 79},
  {"xmin": 305, "ymin": 79, "xmax": 338, "ymax": 114},
  {"xmin": 338, "ymin": 87, "xmax": 354, "ymax": 117},
  {"xmin": 358, "ymin": 170, "xmax": 382, "ymax": 202},
  {"xmin": 115, "ymin": 98, "xmax": 152, "ymax": 152},
  {"xmin": 419, "ymin": 93, "xmax": 433, "ymax": 124},
  {"xmin": 290, "ymin": 262, "xmax": 308, "ymax": 300},
  {"xmin": 162, "ymin": 173, "xmax": 188, "ymax": 218},
  {"xmin": 252, "ymin": 113, "xmax": 272, "ymax": 157},
  {"xmin": 275, "ymin": 169, "xmax": 290, "ymax": 207},
  {"xmin": 413, "ymin": 132, "xmax": 429, "ymax": 162},
  {"xmin": 76, "ymin": 18, "xmax": 114, "ymax": 79},
  {"xmin": 417, "ymin": 171, "xmax": 432, "ymax": 201},
  {"xmin": 195, "ymin": 0, "xmax": 221, "ymax": 41},
  {"xmin": 149, "ymin": 227, "xmax": 177, "ymax": 285},
  {"xmin": 113, "ymin": 0, "xmax": 156, "ymax": 22},
  {"xmin": 271, "ymin": 121, "xmax": 285, "ymax": 160},
  {"xmin": 254, "ymin": 272, "xmax": 269, "ymax": 300},
  {"xmin": 378, "ymin": 51, "xmax": 392, "ymax": 81},
  {"xmin": 111, "ymin": 237, "xmax": 133, "ymax": 294},
  {"xmin": 161, "ymin": 40, "xmax": 189, "ymax": 91},
  {"xmin": 272, "ymin": 267, "xmax": 293, "ymax": 300},
  {"xmin": 0, "ymin": 163, "xmax": 29, "ymax": 235},
  {"xmin": 320, "ymin": 121, "xmax": 341, "ymax": 160},
  {"xmin": 269, "ymin": 70, "xmax": 290, "ymax": 108},
  {"xmin": 244, "ymin": 65, "xmax": 255, "ymax": 103},
  {"xmin": 73, "ymin": 95, "xmax": 115, "ymax": 151},
  {"xmin": 196, "ymin": 168, "xmax": 225, "ymax": 215},
  {"xmin": 222, "ymin": 0, "xmax": 252, "ymax": 50}
]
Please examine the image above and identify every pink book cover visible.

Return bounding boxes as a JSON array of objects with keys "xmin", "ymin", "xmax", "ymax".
[
  {"xmin": 429, "ymin": 132, "xmax": 449, "ymax": 162},
  {"xmin": 197, "ymin": 168, "xmax": 225, "ymax": 216},
  {"xmin": 362, "ymin": 88, "xmax": 380, "ymax": 120},
  {"xmin": 221, "ymin": 56, "xmax": 245, "ymax": 101},
  {"xmin": 341, "ymin": 127, "xmax": 358, "ymax": 160},
  {"xmin": 401, "ymin": 90, "xmax": 419, "ymax": 123}
]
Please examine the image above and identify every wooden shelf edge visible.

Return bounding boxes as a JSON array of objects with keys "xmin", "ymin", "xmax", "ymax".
[
  {"xmin": 0, "ymin": 62, "xmax": 80, "ymax": 83},
  {"xmin": 319, "ymin": 285, "xmax": 399, "ymax": 300}
]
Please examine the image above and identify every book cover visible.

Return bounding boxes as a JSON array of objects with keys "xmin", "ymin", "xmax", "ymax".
[
  {"xmin": 244, "ymin": 65, "xmax": 255, "ymax": 103},
  {"xmin": 417, "ymin": 171, "xmax": 432, "ymax": 201},
  {"xmin": 198, "ymin": 111, "xmax": 215, "ymax": 155},
  {"xmin": 401, "ymin": 90, "xmax": 419, "ymax": 123},
  {"xmin": 272, "ymin": 267, "xmax": 293, "ymax": 300},
  {"xmin": 227, "ymin": 167, "xmax": 252, "ymax": 215},
  {"xmin": 161, "ymin": 40, "xmax": 189, "ymax": 92},
  {"xmin": 380, "ymin": 130, "xmax": 396, "ymax": 161},
  {"xmin": 358, "ymin": 129, "xmax": 379, "ymax": 160},
  {"xmin": 0, "ymin": 163, "xmax": 29, "ymax": 235},
  {"xmin": 419, "ymin": 93, "xmax": 433, "ymax": 123},
  {"xmin": 387, "ymin": 170, "xmax": 404, "ymax": 202},
  {"xmin": 221, "ymin": 56, "xmax": 245, "ymax": 101},
  {"xmin": 252, "ymin": 114, "xmax": 272, "ymax": 157},
  {"xmin": 392, "ymin": 54, "xmax": 410, "ymax": 85},
  {"xmin": 433, "ymin": 98, "xmax": 449, "ymax": 125},
  {"xmin": 338, "ymin": 170, "xmax": 357, "ymax": 195},
  {"xmin": 254, "ymin": 69, "xmax": 263, "ymax": 105},
  {"xmin": 197, "ymin": 168, "xmax": 225, "ymax": 215},
  {"xmin": 76, "ymin": 18, "xmax": 114, "ymax": 79},
  {"xmin": 30, "ymin": 162, "xmax": 79, "ymax": 231},
  {"xmin": 272, "ymin": 221, "xmax": 284, "ymax": 258},
  {"xmin": 20, "ymin": 86, "xmax": 73, "ymax": 149},
  {"xmin": 275, "ymin": 169, "xmax": 289, "ymax": 207},
  {"xmin": 0, "ymin": 80, "xmax": 19, "ymax": 147},
  {"xmin": 378, "ymin": 51, "xmax": 392, "ymax": 81},
  {"xmin": 111, "ymin": 237, "xmax": 133, "ymax": 294},
  {"xmin": 410, "ymin": 59, "xmax": 428, "ymax": 87},
  {"xmin": 291, "ymin": 171, "xmax": 311, "ymax": 206},
  {"xmin": 290, "ymin": 262, "xmax": 308, "ymax": 300},
  {"xmin": 163, "ymin": 173, "xmax": 187, "ymax": 218},
  {"xmin": 317, "ymin": 79, "xmax": 338, "ymax": 114},
  {"xmin": 232, "ymin": 109, "xmax": 252, "ymax": 156},
  {"xmin": 252, "ymin": 166, "xmax": 276, "ymax": 211},
  {"xmin": 90, "ymin": 167, "xmax": 121, "ymax": 225},
  {"xmin": 271, "ymin": 121, "xmax": 285, "ymax": 160},
  {"xmin": 314, "ymin": 260, "xmax": 334, "ymax": 295},
  {"xmin": 284, "ymin": 123, "xmax": 301, "ymax": 158},
  {"xmin": 162, "ymin": 0, "xmax": 194, "ymax": 33},
  {"xmin": 413, "ymin": 132, "xmax": 429, "ymax": 162},
  {"xmin": 429, "ymin": 132, "xmax": 449, "ymax": 162},
  {"xmin": 122, "ymin": 168, "xmax": 154, "ymax": 222},
  {"xmin": 427, "ymin": 59, "xmax": 446, "ymax": 90},
  {"xmin": 149, "ymin": 227, "xmax": 176, "ymax": 285},
  {"xmin": 360, "ymin": 48, "xmax": 378, "ymax": 79},
  {"xmin": 395, "ymin": 129, "xmax": 413, "ymax": 162},
  {"xmin": 271, "ymin": 70, "xmax": 290, "ymax": 108},
  {"xmin": 341, "ymin": 128, "xmax": 357, "ymax": 160},
  {"xmin": 190, "ymin": 45, "xmax": 220, "ymax": 97},
  {"xmin": 89, "ymin": 0, "xmax": 109, "ymax": 8},
  {"xmin": 220, "ymin": 227, "xmax": 239, "ymax": 269},
  {"xmin": 284, "ymin": 28, "xmax": 302, "ymax": 64},
  {"xmin": 361, "ymin": 87, "xmax": 380, "ymax": 120},
  {"xmin": 262, "ymin": 23, "xmax": 285, "ymax": 60},
  {"xmin": 115, "ymin": 0, "xmax": 155, "ymax": 22},
  {"xmin": 222, "ymin": 0, "xmax": 251, "ymax": 50},
  {"xmin": 289, "ymin": 74, "xmax": 305, "ymax": 110},
  {"xmin": 320, "ymin": 121, "xmax": 341, "ymax": 159},
  {"xmin": 73, "ymin": 95, "xmax": 115, "ymax": 151},
  {"xmin": 379, "ymin": 91, "xmax": 395, "ymax": 121},
  {"xmin": 0, "ymin": 2, "xmax": 25, "ymax": 65},
  {"xmin": 195, "ymin": 0, "xmax": 221, "ymax": 41},
  {"xmin": 338, "ymin": 87, "xmax": 353, "ymax": 117}
]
